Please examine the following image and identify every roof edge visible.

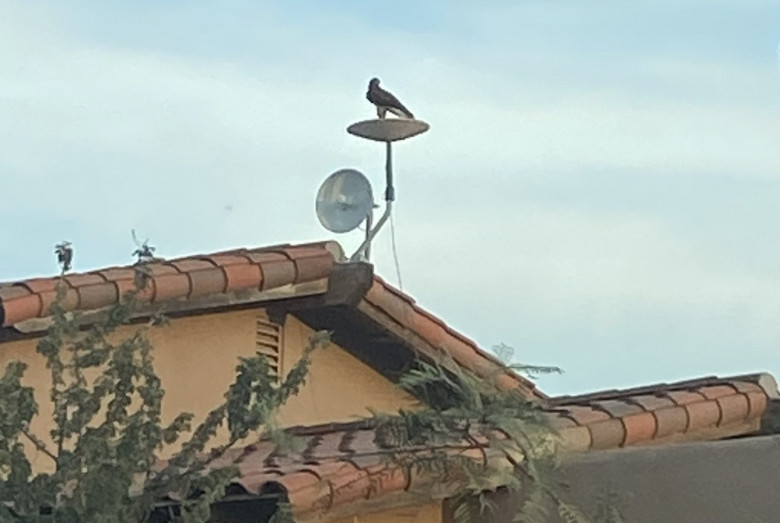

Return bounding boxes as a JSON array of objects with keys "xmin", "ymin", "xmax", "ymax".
[
  {"xmin": 0, "ymin": 241, "xmax": 343, "ymax": 331},
  {"xmin": 357, "ymin": 278, "xmax": 545, "ymax": 400}
]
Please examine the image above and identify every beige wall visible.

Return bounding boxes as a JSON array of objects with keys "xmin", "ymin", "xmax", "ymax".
[
  {"xmin": 280, "ymin": 314, "xmax": 418, "ymax": 426},
  {"xmin": 0, "ymin": 307, "xmax": 417, "ymax": 469}
]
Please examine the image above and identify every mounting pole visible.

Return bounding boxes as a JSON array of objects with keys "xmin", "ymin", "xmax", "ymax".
[
  {"xmin": 351, "ymin": 142, "xmax": 393, "ymax": 261},
  {"xmin": 363, "ymin": 207, "xmax": 373, "ymax": 260},
  {"xmin": 345, "ymin": 118, "xmax": 429, "ymax": 263}
]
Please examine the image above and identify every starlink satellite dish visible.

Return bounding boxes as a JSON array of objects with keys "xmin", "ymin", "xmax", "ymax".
[{"xmin": 315, "ymin": 168, "xmax": 374, "ymax": 233}]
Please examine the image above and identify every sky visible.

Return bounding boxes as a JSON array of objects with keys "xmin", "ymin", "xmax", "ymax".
[{"xmin": 1, "ymin": 1, "xmax": 779, "ymax": 395}]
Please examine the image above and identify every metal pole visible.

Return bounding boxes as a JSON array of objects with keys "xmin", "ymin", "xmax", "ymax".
[
  {"xmin": 385, "ymin": 141, "xmax": 394, "ymax": 202},
  {"xmin": 350, "ymin": 141, "xmax": 394, "ymax": 262},
  {"xmin": 364, "ymin": 208, "xmax": 373, "ymax": 261}
]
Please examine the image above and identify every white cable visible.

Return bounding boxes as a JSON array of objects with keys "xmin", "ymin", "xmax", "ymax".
[{"xmin": 389, "ymin": 212, "xmax": 403, "ymax": 290}]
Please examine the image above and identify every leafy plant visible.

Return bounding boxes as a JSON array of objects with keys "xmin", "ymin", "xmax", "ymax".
[
  {"xmin": 365, "ymin": 356, "xmax": 591, "ymax": 523},
  {"xmin": 0, "ymin": 254, "xmax": 327, "ymax": 522}
]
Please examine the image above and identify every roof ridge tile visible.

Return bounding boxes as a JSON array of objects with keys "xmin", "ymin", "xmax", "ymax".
[{"xmin": 0, "ymin": 242, "xmax": 339, "ymax": 328}]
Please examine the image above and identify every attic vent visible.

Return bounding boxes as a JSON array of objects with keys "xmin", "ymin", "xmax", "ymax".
[{"xmin": 256, "ymin": 316, "xmax": 283, "ymax": 380}]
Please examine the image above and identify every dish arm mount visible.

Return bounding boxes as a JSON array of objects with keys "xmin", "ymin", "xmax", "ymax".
[{"xmin": 350, "ymin": 141, "xmax": 394, "ymax": 262}]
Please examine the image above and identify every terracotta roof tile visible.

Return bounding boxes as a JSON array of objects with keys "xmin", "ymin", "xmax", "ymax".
[
  {"xmin": 551, "ymin": 373, "xmax": 777, "ymax": 450},
  {"xmin": 200, "ymin": 254, "xmax": 252, "ymax": 267},
  {"xmin": 364, "ymin": 282, "xmax": 413, "ymax": 327},
  {"xmin": 588, "ymin": 418, "xmax": 625, "ymax": 450},
  {"xmin": 438, "ymin": 337, "xmax": 481, "ymax": 373},
  {"xmin": 343, "ymin": 429, "xmax": 377, "ymax": 454},
  {"xmin": 0, "ymin": 242, "xmax": 340, "ymax": 328},
  {"xmin": 745, "ymin": 390, "xmax": 768, "ymax": 418},
  {"xmin": 270, "ymin": 470, "xmax": 322, "ymax": 493},
  {"xmin": 666, "ymin": 390, "xmax": 706, "ymax": 405},
  {"xmin": 305, "ymin": 432, "xmax": 345, "ymax": 461},
  {"xmin": 259, "ymin": 470, "xmax": 324, "ymax": 509},
  {"xmin": 347, "ymin": 453, "xmax": 386, "ymax": 469},
  {"xmin": 40, "ymin": 287, "xmax": 80, "ymax": 316},
  {"xmin": 0, "ymin": 286, "xmax": 31, "ymax": 301},
  {"xmin": 653, "ymin": 406, "xmax": 689, "ymax": 438},
  {"xmin": 361, "ymin": 276, "xmax": 544, "ymax": 399},
  {"xmin": 188, "ymin": 268, "xmax": 228, "ymax": 298},
  {"xmin": 546, "ymin": 414, "xmax": 578, "ymax": 431},
  {"xmin": 116, "ymin": 278, "xmax": 154, "ymax": 302},
  {"xmin": 698, "ymin": 384, "xmax": 738, "ymax": 400},
  {"xmin": 409, "ymin": 312, "xmax": 448, "ymax": 350},
  {"xmin": 77, "ymin": 282, "xmax": 119, "ymax": 311},
  {"xmin": 207, "ymin": 421, "xmax": 481, "ymax": 518},
  {"xmin": 627, "ymin": 394, "xmax": 675, "ymax": 411},
  {"xmin": 64, "ymin": 273, "xmax": 107, "ymax": 287},
  {"xmin": 222, "ymin": 264, "xmax": 263, "ymax": 293},
  {"xmin": 99, "ymin": 267, "xmax": 137, "ymax": 282},
  {"xmin": 621, "ymin": 412, "xmax": 657, "ymax": 446},
  {"xmin": 21, "ymin": 278, "xmax": 60, "ymax": 294},
  {"xmin": 716, "ymin": 394, "xmax": 749, "ymax": 425},
  {"xmin": 169, "ymin": 259, "xmax": 216, "ymax": 273},
  {"xmin": 245, "ymin": 252, "xmax": 296, "ymax": 289},
  {"xmin": 361, "ymin": 463, "xmax": 408, "ymax": 493},
  {"xmin": 282, "ymin": 247, "xmax": 338, "ymax": 283},
  {"xmin": 234, "ymin": 445, "xmax": 276, "ymax": 470},
  {"xmin": 561, "ymin": 406, "xmax": 611, "ymax": 426},
  {"xmin": 327, "ymin": 462, "xmax": 376, "ymax": 506},
  {"xmin": 145, "ymin": 264, "xmax": 181, "ymax": 277},
  {"xmin": 589, "ymin": 399, "xmax": 643, "ymax": 418},
  {"xmin": 152, "ymin": 273, "xmax": 189, "ymax": 302},
  {"xmin": 730, "ymin": 381, "xmax": 764, "ymax": 394},
  {"xmin": 2, "ymin": 294, "xmax": 42, "ymax": 325},
  {"xmin": 155, "ymin": 373, "xmax": 778, "ymax": 519},
  {"xmin": 684, "ymin": 400, "xmax": 721, "ymax": 429}
]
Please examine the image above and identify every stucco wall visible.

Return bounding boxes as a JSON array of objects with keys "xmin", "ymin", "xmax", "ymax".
[
  {"xmin": 280, "ymin": 314, "xmax": 419, "ymax": 426},
  {"xmin": 0, "ymin": 307, "xmax": 418, "ymax": 470}
]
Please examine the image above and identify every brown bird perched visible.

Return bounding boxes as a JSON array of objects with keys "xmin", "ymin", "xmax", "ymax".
[{"xmin": 366, "ymin": 78, "xmax": 414, "ymax": 119}]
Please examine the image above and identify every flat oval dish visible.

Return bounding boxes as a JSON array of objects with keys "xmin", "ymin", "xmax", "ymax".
[{"xmin": 347, "ymin": 119, "xmax": 430, "ymax": 142}]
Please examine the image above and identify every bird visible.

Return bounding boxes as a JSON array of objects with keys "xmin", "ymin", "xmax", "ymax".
[{"xmin": 366, "ymin": 78, "xmax": 414, "ymax": 119}]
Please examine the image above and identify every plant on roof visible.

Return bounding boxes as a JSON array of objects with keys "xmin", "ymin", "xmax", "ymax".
[
  {"xmin": 363, "ymin": 357, "xmax": 603, "ymax": 523},
  {"xmin": 349, "ymin": 343, "xmax": 625, "ymax": 522},
  {"xmin": 0, "ymin": 243, "xmax": 324, "ymax": 523}
]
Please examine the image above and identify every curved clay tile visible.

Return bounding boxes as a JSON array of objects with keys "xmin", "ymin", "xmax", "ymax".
[
  {"xmin": 0, "ymin": 242, "xmax": 340, "ymax": 328},
  {"xmin": 553, "ymin": 373, "xmax": 778, "ymax": 451}
]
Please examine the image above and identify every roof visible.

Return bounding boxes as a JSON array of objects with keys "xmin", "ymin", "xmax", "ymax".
[
  {"xmin": 0, "ymin": 240, "xmax": 539, "ymax": 396},
  {"xmin": 0, "ymin": 242, "xmax": 341, "ymax": 327},
  {"xmin": 196, "ymin": 373, "xmax": 777, "ymax": 520},
  {"xmin": 547, "ymin": 372, "xmax": 777, "ymax": 451},
  {"xmin": 3, "ymin": 241, "xmax": 778, "ymax": 518},
  {"xmin": 360, "ymin": 276, "xmax": 542, "ymax": 398}
]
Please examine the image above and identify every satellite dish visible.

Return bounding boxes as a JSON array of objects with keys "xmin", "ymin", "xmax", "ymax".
[{"xmin": 316, "ymin": 169, "xmax": 374, "ymax": 233}]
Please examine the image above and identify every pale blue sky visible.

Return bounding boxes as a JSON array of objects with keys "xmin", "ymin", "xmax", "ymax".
[{"xmin": 1, "ymin": 1, "xmax": 779, "ymax": 394}]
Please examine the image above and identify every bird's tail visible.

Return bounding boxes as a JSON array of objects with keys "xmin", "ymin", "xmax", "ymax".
[{"xmin": 387, "ymin": 105, "xmax": 414, "ymax": 119}]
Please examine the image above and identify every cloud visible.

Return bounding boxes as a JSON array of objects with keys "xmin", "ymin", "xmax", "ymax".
[{"xmin": 1, "ymin": 2, "xmax": 779, "ymax": 394}]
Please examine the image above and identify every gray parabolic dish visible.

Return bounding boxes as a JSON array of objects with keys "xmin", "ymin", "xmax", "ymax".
[
  {"xmin": 316, "ymin": 169, "xmax": 374, "ymax": 233},
  {"xmin": 347, "ymin": 118, "xmax": 429, "ymax": 142}
]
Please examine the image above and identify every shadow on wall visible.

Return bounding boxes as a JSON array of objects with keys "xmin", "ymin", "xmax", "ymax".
[{"xmin": 444, "ymin": 434, "xmax": 780, "ymax": 523}]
